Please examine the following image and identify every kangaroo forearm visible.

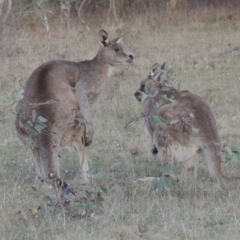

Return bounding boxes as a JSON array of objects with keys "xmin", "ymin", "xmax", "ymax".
[{"xmin": 74, "ymin": 85, "xmax": 93, "ymax": 125}]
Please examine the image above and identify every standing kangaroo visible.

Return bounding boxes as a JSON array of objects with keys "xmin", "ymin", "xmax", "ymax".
[
  {"xmin": 134, "ymin": 63, "xmax": 223, "ymax": 182},
  {"xmin": 15, "ymin": 30, "xmax": 134, "ymax": 184}
]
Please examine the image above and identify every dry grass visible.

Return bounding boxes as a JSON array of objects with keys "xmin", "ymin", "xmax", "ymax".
[{"xmin": 1, "ymin": 7, "xmax": 240, "ymax": 240}]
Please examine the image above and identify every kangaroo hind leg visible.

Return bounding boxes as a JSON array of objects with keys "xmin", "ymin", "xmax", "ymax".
[{"xmin": 33, "ymin": 133, "xmax": 61, "ymax": 181}]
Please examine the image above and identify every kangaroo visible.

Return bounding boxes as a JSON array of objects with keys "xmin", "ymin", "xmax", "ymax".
[
  {"xmin": 15, "ymin": 29, "xmax": 134, "ymax": 184},
  {"xmin": 134, "ymin": 63, "xmax": 224, "ymax": 182}
]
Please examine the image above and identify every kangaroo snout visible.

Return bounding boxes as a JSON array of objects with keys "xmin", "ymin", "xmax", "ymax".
[
  {"xmin": 127, "ymin": 53, "xmax": 134, "ymax": 63},
  {"xmin": 134, "ymin": 91, "xmax": 142, "ymax": 101}
]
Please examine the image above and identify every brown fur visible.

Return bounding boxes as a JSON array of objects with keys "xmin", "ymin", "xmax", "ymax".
[
  {"xmin": 15, "ymin": 30, "xmax": 134, "ymax": 183},
  {"xmin": 135, "ymin": 63, "xmax": 223, "ymax": 182}
]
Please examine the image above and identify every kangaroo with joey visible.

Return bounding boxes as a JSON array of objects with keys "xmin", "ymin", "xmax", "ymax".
[{"xmin": 134, "ymin": 63, "xmax": 227, "ymax": 185}]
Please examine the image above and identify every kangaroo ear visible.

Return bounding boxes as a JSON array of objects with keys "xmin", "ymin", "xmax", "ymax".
[
  {"xmin": 98, "ymin": 29, "xmax": 110, "ymax": 47},
  {"xmin": 149, "ymin": 63, "xmax": 162, "ymax": 80},
  {"xmin": 114, "ymin": 36, "xmax": 124, "ymax": 44}
]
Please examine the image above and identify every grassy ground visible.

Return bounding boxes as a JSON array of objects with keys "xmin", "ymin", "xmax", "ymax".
[{"xmin": 1, "ymin": 8, "xmax": 240, "ymax": 240}]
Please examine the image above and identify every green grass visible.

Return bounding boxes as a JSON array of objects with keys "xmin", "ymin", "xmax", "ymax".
[{"xmin": 1, "ymin": 8, "xmax": 240, "ymax": 240}]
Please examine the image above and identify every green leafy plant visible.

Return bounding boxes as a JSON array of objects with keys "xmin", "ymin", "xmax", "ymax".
[
  {"xmin": 151, "ymin": 165, "xmax": 180, "ymax": 192},
  {"xmin": 153, "ymin": 115, "xmax": 167, "ymax": 126},
  {"xmin": 25, "ymin": 110, "xmax": 48, "ymax": 136},
  {"xmin": 5, "ymin": 88, "xmax": 25, "ymax": 106},
  {"xmin": 69, "ymin": 168, "xmax": 127, "ymax": 216},
  {"xmin": 224, "ymin": 146, "xmax": 240, "ymax": 164}
]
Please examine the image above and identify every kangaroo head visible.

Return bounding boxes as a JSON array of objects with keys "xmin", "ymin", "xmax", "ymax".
[
  {"xmin": 97, "ymin": 29, "xmax": 134, "ymax": 66},
  {"xmin": 135, "ymin": 62, "xmax": 166, "ymax": 101}
]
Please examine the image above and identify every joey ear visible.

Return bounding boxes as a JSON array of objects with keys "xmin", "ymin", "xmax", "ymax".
[
  {"xmin": 98, "ymin": 29, "xmax": 110, "ymax": 47},
  {"xmin": 149, "ymin": 63, "xmax": 161, "ymax": 80}
]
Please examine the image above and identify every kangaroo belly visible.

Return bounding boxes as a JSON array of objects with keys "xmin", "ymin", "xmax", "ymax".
[
  {"xmin": 156, "ymin": 129, "xmax": 201, "ymax": 169},
  {"xmin": 167, "ymin": 142, "xmax": 201, "ymax": 168}
]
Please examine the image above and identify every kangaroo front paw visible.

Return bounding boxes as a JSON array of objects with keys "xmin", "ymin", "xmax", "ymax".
[
  {"xmin": 84, "ymin": 125, "xmax": 94, "ymax": 146},
  {"xmin": 151, "ymin": 144, "xmax": 158, "ymax": 155},
  {"xmin": 84, "ymin": 136, "xmax": 93, "ymax": 146}
]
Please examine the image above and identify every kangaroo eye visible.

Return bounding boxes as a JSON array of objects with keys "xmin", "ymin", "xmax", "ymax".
[{"xmin": 114, "ymin": 48, "xmax": 119, "ymax": 52}]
